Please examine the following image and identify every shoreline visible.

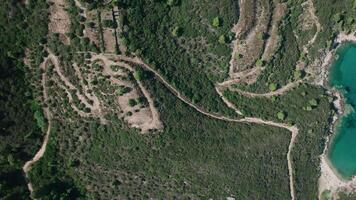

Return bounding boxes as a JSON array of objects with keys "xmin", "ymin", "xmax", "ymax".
[{"xmin": 318, "ymin": 32, "xmax": 356, "ymax": 199}]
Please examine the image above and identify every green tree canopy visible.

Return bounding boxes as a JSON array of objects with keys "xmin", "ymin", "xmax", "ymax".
[
  {"xmin": 167, "ymin": 0, "xmax": 179, "ymax": 6},
  {"xmin": 128, "ymin": 99, "xmax": 137, "ymax": 107},
  {"xmin": 269, "ymin": 83, "xmax": 277, "ymax": 91},
  {"xmin": 308, "ymin": 99, "xmax": 318, "ymax": 107},
  {"xmin": 172, "ymin": 26, "xmax": 183, "ymax": 37},
  {"xmin": 212, "ymin": 17, "xmax": 222, "ymax": 27},
  {"xmin": 277, "ymin": 111, "xmax": 286, "ymax": 120},
  {"xmin": 218, "ymin": 35, "xmax": 227, "ymax": 44}
]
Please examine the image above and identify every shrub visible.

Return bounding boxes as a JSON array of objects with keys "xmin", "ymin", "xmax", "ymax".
[
  {"xmin": 172, "ymin": 26, "xmax": 183, "ymax": 37},
  {"xmin": 212, "ymin": 17, "xmax": 222, "ymax": 27},
  {"xmin": 308, "ymin": 99, "xmax": 318, "ymax": 107},
  {"xmin": 294, "ymin": 70, "xmax": 303, "ymax": 80},
  {"xmin": 256, "ymin": 59, "xmax": 264, "ymax": 67},
  {"xmin": 167, "ymin": 0, "xmax": 179, "ymax": 6},
  {"xmin": 128, "ymin": 99, "xmax": 137, "ymax": 107},
  {"xmin": 277, "ymin": 111, "xmax": 286, "ymax": 120},
  {"xmin": 218, "ymin": 35, "xmax": 226, "ymax": 44},
  {"xmin": 269, "ymin": 83, "xmax": 277, "ymax": 91}
]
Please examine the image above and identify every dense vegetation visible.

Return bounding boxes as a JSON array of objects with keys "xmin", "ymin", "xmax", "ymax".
[
  {"xmin": 117, "ymin": 0, "xmax": 239, "ymax": 115},
  {"xmin": 0, "ymin": 0, "xmax": 49, "ymax": 198},
  {"xmin": 310, "ymin": 0, "xmax": 356, "ymax": 59},
  {"xmin": 1, "ymin": 0, "xmax": 354, "ymax": 199},
  {"xmin": 241, "ymin": 22, "xmax": 300, "ymax": 93},
  {"xmin": 224, "ymin": 84, "xmax": 333, "ymax": 199},
  {"xmin": 30, "ymin": 71, "xmax": 292, "ymax": 199},
  {"xmin": 28, "ymin": 122, "xmax": 84, "ymax": 199}
]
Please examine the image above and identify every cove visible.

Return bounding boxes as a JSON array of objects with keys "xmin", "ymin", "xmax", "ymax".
[{"xmin": 328, "ymin": 43, "xmax": 356, "ymax": 179}]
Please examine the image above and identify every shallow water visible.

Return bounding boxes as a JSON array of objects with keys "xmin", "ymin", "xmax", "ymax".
[{"xmin": 328, "ymin": 43, "xmax": 356, "ymax": 179}]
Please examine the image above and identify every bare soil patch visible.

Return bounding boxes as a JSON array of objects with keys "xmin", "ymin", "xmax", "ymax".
[
  {"xmin": 48, "ymin": 0, "xmax": 70, "ymax": 44},
  {"xmin": 230, "ymin": 0, "xmax": 272, "ymax": 74},
  {"xmin": 262, "ymin": 2, "xmax": 287, "ymax": 61}
]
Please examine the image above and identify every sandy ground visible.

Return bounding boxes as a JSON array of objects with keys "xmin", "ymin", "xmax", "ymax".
[{"xmin": 318, "ymin": 32, "xmax": 356, "ymax": 199}]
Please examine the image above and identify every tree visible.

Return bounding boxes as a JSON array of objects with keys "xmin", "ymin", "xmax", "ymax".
[
  {"xmin": 333, "ymin": 13, "xmax": 342, "ymax": 23},
  {"xmin": 257, "ymin": 32, "xmax": 266, "ymax": 40},
  {"xmin": 269, "ymin": 83, "xmax": 277, "ymax": 91},
  {"xmin": 277, "ymin": 111, "xmax": 286, "ymax": 120},
  {"xmin": 212, "ymin": 17, "xmax": 222, "ymax": 27},
  {"xmin": 308, "ymin": 99, "xmax": 318, "ymax": 107},
  {"xmin": 306, "ymin": 106, "xmax": 313, "ymax": 111},
  {"xmin": 294, "ymin": 70, "xmax": 303, "ymax": 80},
  {"xmin": 256, "ymin": 59, "xmax": 264, "ymax": 67},
  {"xmin": 128, "ymin": 99, "xmax": 137, "ymax": 107},
  {"xmin": 218, "ymin": 35, "xmax": 226, "ymax": 44},
  {"xmin": 172, "ymin": 26, "xmax": 182, "ymax": 37},
  {"xmin": 167, "ymin": 0, "xmax": 179, "ymax": 6},
  {"xmin": 134, "ymin": 69, "xmax": 145, "ymax": 81},
  {"xmin": 117, "ymin": 86, "xmax": 131, "ymax": 96},
  {"xmin": 110, "ymin": 65, "xmax": 120, "ymax": 72},
  {"xmin": 103, "ymin": 20, "xmax": 117, "ymax": 28},
  {"xmin": 235, "ymin": 53, "xmax": 243, "ymax": 60}
]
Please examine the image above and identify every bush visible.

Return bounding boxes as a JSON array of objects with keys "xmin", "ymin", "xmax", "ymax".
[
  {"xmin": 128, "ymin": 98, "xmax": 137, "ymax": 107},
  {"xmin": 171, "ymin": 26, "xmax": 183, "ymax": 37},
  {"xmin": 218, "ymin": 35, "xmax": 227, "ymax": 44},
  {"xmin": 269, "ymin": 83, "xmax": 277, "ymax": 91},
  {"xmin": 212, "ymin": 17, "xmax": 222, "ymax": 27},
  {"xmin": 277, "ymin": 111, "xmax": 286, "ymax": 120}
]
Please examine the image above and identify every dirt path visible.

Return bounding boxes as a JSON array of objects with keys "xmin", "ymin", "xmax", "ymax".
[
  {"xmin": 74, "ymin": 0, "xmax": 87, "ymax": 17},
  {"xmin": 99, "ymin": 53, "xmax": 298, "ymax": 200},
  {"xmin": 228, "ymin": 80, "xmax": 302, "ymax": 98},
  {"xmin": 302, "ymin": 0, "xmax": 321, "ymax": 54},
  {"xmin": 30, "ymin": 48, "xmax": 298, "ymax": 199},
  {"xmin": 47, "ymin": 52, "xmax": 105, "ymax": 119},
  {"xmin": 91, "ymin": 54, "xmax": 163, "ymax": 132},
  {"xmin": 23, "ymin": 58, "xmax": 52, "ymax": 193},
  {"xmin": 215, "ymin": 86, "xmax": 243, "ymax": 115},
  {"xmin": 222, "ymin": 67, "xmax": 264, "ymax": 86}
]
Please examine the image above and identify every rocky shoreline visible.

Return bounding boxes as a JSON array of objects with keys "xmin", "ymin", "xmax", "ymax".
[{"xmin": 318, "ymin": 32, "xmax": 356, "ymax": 200}]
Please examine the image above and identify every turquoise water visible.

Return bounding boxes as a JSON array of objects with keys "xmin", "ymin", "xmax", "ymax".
[{"xmin": 328, "ymin": 43, "xmax": 356, "ymax": 179}]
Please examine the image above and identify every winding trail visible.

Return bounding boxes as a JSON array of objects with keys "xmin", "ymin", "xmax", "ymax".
[
  {"xmin": 91, "ymin": 54, "xmax": 163, "ymax": 132},
  {"xmin": 24, "ymin": 50, "xmax": 298, "ymax": 200},
  {"xmin": 302, "ymin": 0, "xmax": 321, "ymax": 55},
  {"xmin": 22, "ymin": 59, "xmax": 52, "ymax": 193},
  {"xmin": 100, "ymin": 52, "xmax": 298, "ymax": 200},
  {"xmin": 228, "ymin": 80, "xmax": 302, "ymax": 98},
  {"xmin": 25, "ymin": 1, "xmax": 296, "ymax": 199}
]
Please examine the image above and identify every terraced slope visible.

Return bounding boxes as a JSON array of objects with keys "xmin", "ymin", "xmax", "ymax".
[{"xmin": 16, "ymin": 0, "xmax": 356, "ymax": 199}]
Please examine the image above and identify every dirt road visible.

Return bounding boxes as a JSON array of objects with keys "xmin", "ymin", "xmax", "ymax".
[
  {"xmin": 102, "ymin": 52, "xmax": 298, "ymax": 200},
  {"xmin": 22, "ymin": 59, "xmax": 52, "ymax": 193}
]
